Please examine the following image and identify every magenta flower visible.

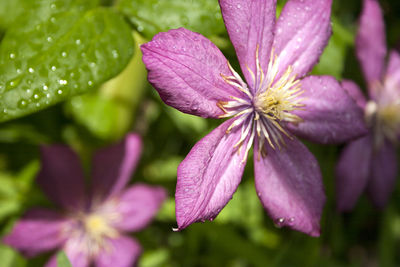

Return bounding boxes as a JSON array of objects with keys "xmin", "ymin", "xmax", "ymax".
[
  {"xmin": 336, "ymin": 0, "xmax": 400, "ymax": 211},
  {"xmin": 3, "ymin": 134, "xmax": 167, "ymax": 267},
  {"xmin": 141, "ymin": 0, "xmax": 366, "ymax": 236}
]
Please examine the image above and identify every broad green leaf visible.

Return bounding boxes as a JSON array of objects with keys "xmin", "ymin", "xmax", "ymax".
[
  {"xmin": 67, "ymin": 32, "xmax": 147, "ymax": 140},
  {"xmin": 140, "ymin": 249, "xmax": 170, "ymax": 267},
  {"xmin": 117, "ymin": 0, "xmax": 225, "ymax": 38},
  {"xmin": 0, "ymin": 244, "xmax": 26, "ymax": 267},
  {"xmin": 0, "ymin": 3, "xmax": 134, "ymax": 122},
  {"xmin": 56, "ymin": 251, "xmax": 73, "ymax": 267}
]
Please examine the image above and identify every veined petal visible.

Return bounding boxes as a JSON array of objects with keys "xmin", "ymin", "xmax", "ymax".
[
  {"xmin": 356, "ymin": 0, "xmax": 386, "ymax": 89},
  {"xmin": 3, "ymin": 209, "xmax": 68, "ymax": 257},
  {"xmin": 176, "ymin": 118, "xmax": 249, "ymax": 230},
  {"xmin": 91, "ymin": 134, "xmax": 142, "ymax": 201},
  {"xmin": 253, "ymin": 136, "xmax": 325, "ymax": 236},
  {"xmin": 273, "ymin": 0, "xmax": 332, "ymax": 79},
  {"xmin": 341, "ymin": 79, "xmax": 367, "ymax": 109},
  {"xmin": 37, "ymin": 145, "xmax": 86, "ymax": 211},
  {"xmin": 335, "ymin": 136, "xmax": 372, "ymax": 212},
  {"xmin": 286, "ymin": 76, "xmax": 367, "ymax": 144},
  {"xmin": 219, "ymin": 0, "xmax": 276, "ymax": 89},
  {"xmin": 94, "ymin": 236, "xmax": 142, "ymax": 267},
  {"xmin": 384, "ymin": 50, "xmax": 400, "ymax": 95},
  {"xmin": 109, "ymin": 184, "xmax": 167, "ymax": 232},
  {"xmin": 141, "ymin": 28, "xmax": 243, "ymax": 118},
  {"xmin": 367, "ymin": 140, "xmax": 398, "ymax": 208}
]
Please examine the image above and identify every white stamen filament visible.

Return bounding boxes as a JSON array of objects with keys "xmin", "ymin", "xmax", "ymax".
[{"xmin": 217, "ymin": 45, "xmax": 305, "ymax": 160}]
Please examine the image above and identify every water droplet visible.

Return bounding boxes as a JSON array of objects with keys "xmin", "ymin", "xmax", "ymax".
[
  {"xmin": 112, "ymin": 50, "xmax": 119, "ymax": 59},
  {"xmin": 88, "ymin": 80, "xmax": 93, "ymax": 86},
  {"xmin": 89, "ymin": 62, "xmax": 96, "ymax": 68},
  {"xmin": 43, "ymin": 85, "xmax": 48, "ymax": 90},
  {"xmin": 51, "ymin": 66, "xmax": 57, "ymax": 71},
  {"xmin": 70, "ymin": 72, "xmax": 75, "ymax": 77},
  {"xmin": 3, "ymin": 108, "xmax": 7, "ymax": 114},
  {"xmin": 26, "ymin": 89, "xmax": 31, "ymax": 94},
  {"xmin": 137, "ymin": 25, "xmax": 144, "ymax": 32},
  {"xmin": 50, "ymin": 17, "xmax": 56, "ymax": 23},
  {"xmin": 47, "ymin": 36, "xmax": 53, "ymax": 42},
  {"xmin": 18, "ymin": 100, "xmax": 27, "ymax": 108},
  {"xmin": 50, "ymin": 3, "xmax": 56, "ymax": 9},
  {"xmin": 16, "ymin": 69, "xmax": 22, "ymax": 74},
  {"xmin": 9, "ymin": 53, "xmax": 15, "ymax": 59},
  {"xmin": 36, "ymin": 103, "xmax": 41, "ymax": 107},
  {"xmin": 46, "ymin": 93, "xmax": 51, "ymax": 98},
  {"xmin": 61, "ymin": 51, "xmax": 67, "ymax": 57},
  {"xmin": 57, "ymin": 89, "xmax": 63, "ymax": 95},
  {"xmin": 59, "ymin": 79, "xmax": 68, "ymax": 85},
  {"xmin": 28, "ymin": 67, "xmax": 34, "ymax": 73},
  {"xmin": 75, "ymin": 39, "xmax": 81, "ymax": 45},
  {"xmin": 33, "ymin": 94, "xmax": 39, "ymax": 99}
]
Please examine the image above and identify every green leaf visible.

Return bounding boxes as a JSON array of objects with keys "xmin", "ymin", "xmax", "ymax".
[
  {"xmin": 67, "ymin": 32, "xmax": 147, "ymax": 140},
  {"xmin": 117, "ymin": 0, "xmax": 225, "ymax": 38},
  {"xmin": 56, "ymin": 251, "xmax": 73, "ymax": 267},
  {"xmin": 0, "ymin": 2, "xmax": 134, "ymax": 122}
]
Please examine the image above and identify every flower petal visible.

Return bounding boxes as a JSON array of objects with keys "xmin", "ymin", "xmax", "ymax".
[
  {"xmin": 367, "ymin": 141, "xmax": 398, "ymax": 208},
  {"xmin": 335, "ymin": 136, "xmax": 372, "ymax": 212},
  {"xmin": 341, "ymin": 79, "xmax": 367, "ymax": 109},
  {"xmin": 253, "ymin": 136, "xmax": 325, "ymax": 236},
  {"xmin": 384, "ymin": 50, "xmax": 400, "ymax": 97},
  {"xmin": 175, "ymin": 118, "xmax": 249, "ymax": 229},
  {"xmin": 91, "ymin": 134, "xmax": 142, "ymax": 200},
  {"xmin": 45, "ymin": 249, "xmax": 89, "ymax": 267},
  {"xmin": 108, "ymin": 184, "xmax": 167, "ymax": 232},
  {"xmin": 94, "ymin": 236, "xmax": 142, "ymax": 267},
  {"xmin": 37, "ymin": 145, "xmax": 86, "ymax": 211},
  {"xmin": 141, "ymin": 28, "xmax": 243, "ymax": 118},
  {"xmin": 286, "ymin": 76, "xmax": 367, "ymax": 144},
  {"xmin": 273, "ymin": 0, "xmax": 332, "ymax": 79},
  {"xmin": 356, "ymin": 0, "xmax": 386, "ymax": 87},
  {"xmin": 219, "ymin": 0, "xmax": 276, "ymax": 89},
  {"xmin": 3, "ymin": 209, "xmax": 68, "ymax": 257}
]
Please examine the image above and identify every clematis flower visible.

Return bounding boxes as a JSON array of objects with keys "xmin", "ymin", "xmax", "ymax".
[
  {"xmin": 3, "ymin": 134, "xmax": 167, "ymax": 267},
  {"xmin": 141, "ymin": 0, "xmax": 366, "ymax": 236},
  {"xmin": 336, "ymin": 0, "xmax": 400, "ymax": 211}
]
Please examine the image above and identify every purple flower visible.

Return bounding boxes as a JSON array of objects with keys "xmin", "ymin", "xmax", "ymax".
[
  {"xmin": 336, "ymin": 0, "xmax": 400, "ymax": 211},
  {"xmin": 3, "ymin": 134, "xmax": 167, "ymax": 267},
  {"xmin": 141, "ymin": 0, "xmax": 366, "ymax": 236}
]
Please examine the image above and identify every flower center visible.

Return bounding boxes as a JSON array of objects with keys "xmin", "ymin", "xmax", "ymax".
[
  {"xmin": 365, "ymin": 99, "xmax": 400, "ymax": 148},
  {"xmin": 84, "ymin": 213, "xmax": 118, "ymax": 242},
  {"xmin": 217, "ymin": 46, "xmax": 304, "ymax": 159}
]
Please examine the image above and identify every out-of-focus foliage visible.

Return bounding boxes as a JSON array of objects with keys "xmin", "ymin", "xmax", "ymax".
[
  {"xmin": 0, "ymin": 0, "xmax": 400, "ymax": 266},
  {"xmin": 0, "ymin": 0, "xmax": 134, "ymax": 122},
  {"xmin": 56, "ymin": 251, "xmax": 73, "ymax": 267},
  {"xmin": 117, "ymin": 0, "xmax": 226, "ymax": 38}
]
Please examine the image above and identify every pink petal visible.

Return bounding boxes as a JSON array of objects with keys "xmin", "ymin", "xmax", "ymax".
[
  {"xmin": 175, "ymin": 118, "xmax": 249, "ymax": 229},
  {"xmin": 273, "ymin": 0, "xmax": 332, "ymax": 79},
  {"xmin": 253, "ymin": 136, "xmax": 325, "ymax": 236},
  {"xmin": 341, "ymin": 79, "xmax": 367, "ymax": 109},
  {"xmin": 356, "ymin": 0, "xmax": 386, "ymax": 89},
  {"xmin": 367, "ymin": 141, "xmax": 398, "ymax": 208},
  {"xmin": 45, "ymin": 249, "xmax": 89, "ymax": 267},
  {"xmin": 37, "ymin": 145, "xmax": 86, "ymax": 211},
  {"xmin": 219, "ymin": 0, "xmax": 276, "ymax": 89},
  {"xmin": 384, "ymin": 50, "xmax": 400, "ymax": 97},
  {"xmin": 141, "ymin": 28, "xmax": 244, "ymax": 118},
  {"xmin": 335, "ymin": 136, "xmax": 372, "ymax": 212},
  {"xmin": 286, "ymin": 75, "xmax": 367, "ymax": 144},
  {"xmin": 94, "ymin": 236, "xmax": 142, "ymax": 267},
  {"xmin": 108, "ymin": 184, "xmax": 167, "ymax": 232},
  {"xmin": 3, "ymin": 209, "xmax": 68, "ymax": 257},
  {"xmin": 91, "ymin": 134, "xmax": 142, "ymax": 200}
]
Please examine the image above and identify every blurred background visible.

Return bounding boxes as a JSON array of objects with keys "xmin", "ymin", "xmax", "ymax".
[{"xmin": 0, "ymin": 0, "xmax": 400, "ymax": 266}]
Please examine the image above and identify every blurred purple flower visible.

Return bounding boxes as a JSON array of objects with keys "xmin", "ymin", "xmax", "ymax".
[
  {"xmin": 336, "ymin": 0, "xmax": 400, "ymax": 211},
  {"xmin": 141, "ymin": 0, "xmax": 366, "ymax": 236},
  {"xmin": 3, "ymin": 134, "xmax": 167, "ymax": 267}
]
